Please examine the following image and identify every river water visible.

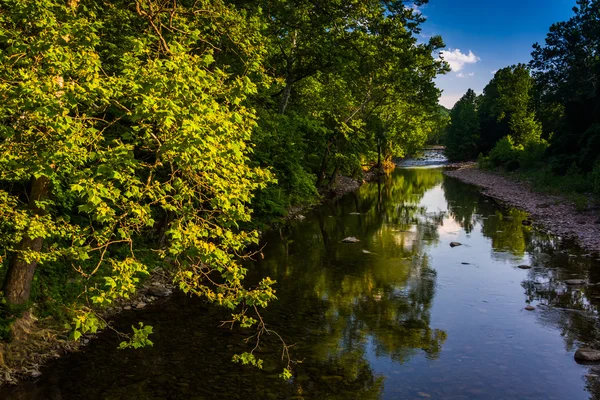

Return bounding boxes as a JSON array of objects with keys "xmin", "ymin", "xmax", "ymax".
[{"xmin": 3, "ymin": 162, "xmax": 600, "ymax": 399}]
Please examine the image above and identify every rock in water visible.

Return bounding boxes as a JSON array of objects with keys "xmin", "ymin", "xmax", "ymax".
[
  {"xmin": 136, "ymin": 302, "xmax": 146, "ymax": 309},
  {"xmin": 575, "ymin": 348, "xmax": 600, "ymax": 362},
  {"xmin": 450, "ymin": 242, "xmax": 462, "ymax": 248},
  {"xmin": 341, "ymin": 237, "xmax": 360, "ymax": 243},
  {"xmin": 524, "ymin": 305, "xmax": 535, "ymax": 311},
  {"xmin": 565, "ymin": 279, "xmax": 587, "ymax": 285},
  {"xmin": 362, "ymin": 249, "xmax": 371, "ymax": 254},
  {"xmin": 518, "ymin": 265, "xmax": 532, "ymax": 269}
]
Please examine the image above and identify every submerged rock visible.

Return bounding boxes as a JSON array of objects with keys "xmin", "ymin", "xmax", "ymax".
[
  {"xmin": 341, "ymin": 237, "xmax": 360, "ymax": 243},
  {"xmin": 450, "ymin": 242, "xmax": 462, "ymax": 248},
  {"xmin": 575, "ymin": 348, "xmax": 600, "ymax": 362},
  {"xmin": 517, "ymin": 265, "xmax": 532, "ymax": 269}
]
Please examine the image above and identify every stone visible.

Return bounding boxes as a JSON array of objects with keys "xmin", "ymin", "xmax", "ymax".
[
  {"xmin": 524, "ymin": 305, "xmax": 535, "ymax": 311},
  {"xmin": 147, "ymin": 285, "xmax": 172, "ymax": 298},
  {"xmin": 575, "ymin": 348, "xmax": 600, "ymax": 362},
  {"xmin": 123, "ymin": 306, "xmax": 132, "ymax": 311},
  {"xmin": 341, "ymin": 237, "xmax": 360, "ymax": 243},
  {"xmin": 296, "ymin": 214, "xmax": 306, "ymax": 221},
  {"xmin": 362, "ymin": 250, "xmax": 371, "ymax": 254},
  {"xmin": 30, "ymin": 370, "xmax": 42, "ymax": 378},
  {"xmin": 136, "ymin": 302, "xmax": 146, "ymax": 309},
  {"xmin": 450, "ymin": 242, "xmax": 462, "ymax": 247},
  {"xmin": 517, "ymin": 265, "xmax": 531, "ymax": 269},
  {"xmin": 565, "ymin": 279, "xmax": 587, "ymax": 285}
]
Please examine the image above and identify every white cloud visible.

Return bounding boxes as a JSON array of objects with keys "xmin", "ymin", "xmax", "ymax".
[
  {"xmin": 456, "ymin": 72, "xmax": 474, "ymax": 78},
  {"xmin": 439, "ymin": 94, "xmax": 464, "ymax": 109},
  {"xmin": 439, "ymin": 49, "xmax": 480, "ymax": 72}
]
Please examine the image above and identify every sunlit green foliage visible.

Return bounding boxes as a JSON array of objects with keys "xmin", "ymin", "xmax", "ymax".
[{"xmin": 0, "ymin": 0, "xmax": 274, "ymax": 348}]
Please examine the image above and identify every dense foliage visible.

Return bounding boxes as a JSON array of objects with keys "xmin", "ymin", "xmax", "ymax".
[
  {"xmin": 446, "ymin": 0, "xmax": 599, "ymax": 190},
  {"xmin": 0, "ymin": 0, "xmax": 448, "ymax": 374}
]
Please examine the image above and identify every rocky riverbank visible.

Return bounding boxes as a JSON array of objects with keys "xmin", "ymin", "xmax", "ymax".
[
  {"xmin": 444, "ymin": 165, "xmax": 600, "ymax": 255},
  {"xmin": 0, "ymin": 269, "xmax": 175, "ymax": 386}
]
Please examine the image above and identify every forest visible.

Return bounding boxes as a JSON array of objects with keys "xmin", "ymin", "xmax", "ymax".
[
  {"xmin": 444, "ymin": 0, "xmax": 600, "ymax": 201},
  {"xmin": 0, "ymin": 0, "xmax": 450, "ymax": 372}
]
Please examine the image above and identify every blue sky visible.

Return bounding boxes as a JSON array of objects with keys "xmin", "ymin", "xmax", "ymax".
[{"xmin": 416, "ymin": 0, "xmax": 578, "ymax": 108}]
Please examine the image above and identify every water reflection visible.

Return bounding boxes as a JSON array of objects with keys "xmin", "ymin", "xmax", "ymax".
[{"xmin": 2, "ymin": 167, "xmax": 600, "ymax": 399}]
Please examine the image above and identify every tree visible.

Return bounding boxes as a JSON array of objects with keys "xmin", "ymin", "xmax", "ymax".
[
  {"xmin": 444, "ymin": 89, "xmax": 480, "ymax": 161},
  {"xmin": 478, "ymin": 65, "xmax": 541, "ymax": 151},
  {"xmin": 0, "ymin": 0, "xmax": 276, "ymax": 353},
  {"xmin": 530, "ymin": 0, "xmax": 600, "ymax": 171}
]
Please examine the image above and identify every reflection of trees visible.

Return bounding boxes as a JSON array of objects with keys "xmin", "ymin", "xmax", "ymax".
[
  {"xmin": 251, "ymin": 168, "xmax": 448, "ymax": 398},
  {"xmin": 444, "ymin": 177, "xmax": 533, "ymax": 256},
  {"xmin": 442, "ymin": 177, "xmax": 481, "ymax": 233},
  {"xmin": 480, "ymin": 209, "xmax": 531, "ymax": 256}
]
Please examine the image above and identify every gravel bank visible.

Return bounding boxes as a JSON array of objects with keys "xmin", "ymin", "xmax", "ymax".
[{"xmin": 444, "ymin": 165, "xmax": 600, "ymax": 255}]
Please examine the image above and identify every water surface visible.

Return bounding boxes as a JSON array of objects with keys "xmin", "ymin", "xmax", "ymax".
[{"xmin": 3, "ymin": 166, "xmax": 600, "ymax": 400}]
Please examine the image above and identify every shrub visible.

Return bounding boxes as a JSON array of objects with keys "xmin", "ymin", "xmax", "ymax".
[
  {"xmin": 518, "ymin": 140, "xmax": 549, "ymax": 169},
  {"xmin": 489, "ymin": 136, "xmax": 523, "ymax": 167},
  {"xmin": 506, "ymin": 159, "xmax": 520, "ymax": 171},
  {"xmin": 591, "ymin": 160, "xmax": 600, "ymax": 196}
]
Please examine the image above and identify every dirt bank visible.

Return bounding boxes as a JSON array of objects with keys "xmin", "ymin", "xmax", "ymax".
[{"xmin": 444, "ymin": 165, "xmax": 600, "ymax": 255}]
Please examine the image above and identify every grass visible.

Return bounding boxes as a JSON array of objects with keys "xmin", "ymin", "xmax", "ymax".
[{"xmin": 504, "ymin": 166, "xmax": 595, "ymax": 212}]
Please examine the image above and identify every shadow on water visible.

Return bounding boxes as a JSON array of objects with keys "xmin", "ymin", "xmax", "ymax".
[{"xmin": 3, "ymin": 164, "xmax": 600, "ymax": 399}]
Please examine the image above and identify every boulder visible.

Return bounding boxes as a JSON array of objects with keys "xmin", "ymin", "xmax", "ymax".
[
  {"xmin": 517, "ymin": 265, "xmax": 532, "ymax": 269},
  {"xmin": 450, "ymin": 242, "xmax": 462, "ymax": 248},
  {"xmin": 575, "ymin": 348, "xmax": 600, "ymax": 362},
  {"xmin": 524, "ymin": 305, "xmax": 535, "ymax": 311}
]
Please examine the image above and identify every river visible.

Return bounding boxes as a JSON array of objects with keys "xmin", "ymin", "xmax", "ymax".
[{"xmin": 3, "ymin": 160, "xmax": 600, "ymax": 399}]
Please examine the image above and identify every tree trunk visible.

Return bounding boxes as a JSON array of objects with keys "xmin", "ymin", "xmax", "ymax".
[
  {"xmin": 316, "ymin": 147, "xmax": 330, "ymax": 189},
  {"xmin": 3, "ymin": 176, "xmax": 50, "ymax": 306},
  {"xmin": 278, "ymin": 31, "xmax": 297, "ymax": 115},
  {"xmin": 377, "ymin": 138, "xmax": 381, "ymax": 169},
  {"xmin": 327, "ymin": 163, "xmax": 339, "ymax": 187}
]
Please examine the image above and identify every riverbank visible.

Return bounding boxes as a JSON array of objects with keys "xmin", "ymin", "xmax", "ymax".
[
  {"xmin": 445, "ymin": 164, "xmax": 600, "ymax": 255},
  {"xmin": 0, "ymin": 270, "xmax": 175, "ymax": 386}
]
